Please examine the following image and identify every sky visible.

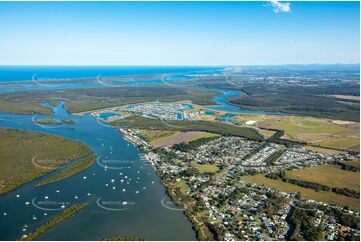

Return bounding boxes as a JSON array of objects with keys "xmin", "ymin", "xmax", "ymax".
[{"xmin": 0, "ymin": 1, "xmax": 359, "ymax": 65}]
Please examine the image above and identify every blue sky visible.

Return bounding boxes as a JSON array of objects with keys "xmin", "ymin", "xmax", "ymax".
[{"xmin": 0, "ymin": 1, "xmax": 359, "ymax": 65}]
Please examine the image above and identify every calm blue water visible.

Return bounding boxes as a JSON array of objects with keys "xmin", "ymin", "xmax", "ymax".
[
  {"xmin": 181, "ymin": 104, "xmax": 193, "ymax": 110},
  {"xmin": 0, "ymin": 101, "xmax": 195, "ymax": 241},
  {"xmin": 0, "ymin": 66, "xmax": 290, "ymax": 240},
  {"xmin": 204, "ymin": 111, "xmax": 215, "ymax": 115},
  {"xmin": 0, "ymin": 66, "xmax": 220, "ymax": 82},
  {"xmin": 220, "ymin": 113, "xmax": 236, "ymax": 123},
  {"xmin": 98, "ymin": 112, "xmax": 120, "ymax": 119},
  {"xmin": 0, "ymin": 66, "xmax": 224, "ymax": 94},
  {"xmin": 206, "ymin": 89, "xmax": 286, "ymax": 115}
]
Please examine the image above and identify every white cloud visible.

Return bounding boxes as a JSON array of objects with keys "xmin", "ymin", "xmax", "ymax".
[{"xmin": 269, "ymin": 0, "xmax": 291, "ymax": 13}]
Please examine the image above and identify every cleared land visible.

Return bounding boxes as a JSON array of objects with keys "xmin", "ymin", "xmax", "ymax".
[
  {"xmin": 318, "ymin": 138, "xmax": 360, "ymax": 152},
  {"xmin": 0, "ymin": 128, "xmax": 92, "ymax": 194},
  {"xmin": 255, "ymin": 115, "xmax": 359, "ymax": 152},
  {"xmin": 345, "ymin": 158, "xmax": 360, "ymax": 168},
  {"xmin": 330, "ymin": 95, "xmax": 360, "ymax": 101},
  {"xmin": 139, "ymin": 130, "xmax": 181, "ymax": 145},
  {"xmin": 286, "ymin": 165, "xmax": 360, "ymax": 191},
  {"xmin": 304, "ymin": 145, "xmax": 345, "ymax": 155},
  {"xmin": 242, "ymin": 174, "xmax": 359, "ymax": 210},
  {"xmin": 258, "ymin": 129, "xmax": 277, "ymax": 138},
  {"xmin": 194, "ymin": 164, "xmax": 219, "ymax": 174},
  {"xmin": 146, "ymin": 131, "xmax": 219, "ymax": 148}
]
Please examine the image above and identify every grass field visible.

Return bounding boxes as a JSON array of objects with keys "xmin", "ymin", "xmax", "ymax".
[
  {"xmin": 330, "ymin": 95, "xmax": 360, "ymax": 101},
  {"xmin": 345, "ymin": 158, "xmax": 360, "ymax": 168},
  {"xmin": 0, "ymin": 128, "xmax": 92, "ymax": 194},
  {"xmin": 138, "ymin": 130, "xmax": 181, "ymax": 145},
  {"xmin": 242, "ymin": 174, "xmax": 359, "ymax": 210},
  {"xmin": 318, "ymin": 138, "xmax": 360, "ymax": 152},
  {"xmin": 258, "ymin": 129, "xmax": 277, "ymax": 138},
  {"xmin": 304, "ymin": 145, "xmax": 345, "ymax": 154},
  {"xmin": 255, "ymin": 115, "xmax": 359, "ymax": 152},
  {"xmin": 286, "ymin": 165, "xmax": 360, "ymax": 191},
  {"xmin": 194, "ymin": 164, "xmax": 219, "ymax": 174},
  {"xmin": 185, "ymin": 132, "xmax": 220, "ymax": 142},
  {"xmin": 175, "ymin": 180, "xmax": 190, "ymax": 193},
  {"xmin": 139, "ymin": 130, "xmax": 219, "ymax": 148}
]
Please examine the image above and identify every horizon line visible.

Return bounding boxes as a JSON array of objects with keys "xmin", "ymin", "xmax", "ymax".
[{"xmin": 0, "ymin": 63, "xmax": 359, "ymax": 67}]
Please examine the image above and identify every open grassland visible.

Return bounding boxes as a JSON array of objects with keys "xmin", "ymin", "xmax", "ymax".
[
  {"xmin": 139, "ymin": 130, "xmax": 181, "ymax": 145},
  {"xmin": 330, "ymin": 95, "xmax": 360, "ymax": 101},
  {"xmin": 139, "ymin": 130, "xmax": 219, "ymax": 148},
  {"xmin": 258, "ymin": 129, "xmax": 277, "ymax": 138},
  {"xmin": 194, "ymin": 164, "xmax": 219, "ymax": 174},
  {"xmin": 286, "ymin": 165, "xmax": 360, "ymax": 191},
  {"xmin": 242, "ymin": 174, "xmax": 359, "ymax": 210},
  {"xmin": 111, "ymin": 116, "xmax": 264, "ymax": 141},
  {"xmin": 345, "ymin": 158, "xmax": 360, "ymax": 168},
  {"xmin": 304, "ymin": 145, "xmax": 345, "ymax": 154},
  {"xmin": 255, "ymin": 115, "xmax": 359, "ymax": 152},
  {"xmin": 0, "ymin": 128, "xmax": 92, "ymax": 195},
  {"xmin": 318, "ymin": 138, "xmax": 360, "ymax": 152},
  {"xmin": 185, "ymin": 132, "xmax": 220, "ymax": 142}
]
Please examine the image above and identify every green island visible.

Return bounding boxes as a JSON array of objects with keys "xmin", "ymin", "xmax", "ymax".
[
  {"xmin": 35, "ymin": 118, "xmax": 63, "ymax": 125},
  {"xmin": 0, "ymin": 128, "xmax": 92, "ymax": 195},
  {"xmin": 20, "ymin": 203, "xmax": 88, "ymax": 241},
  {"xmin": 36, "ymin": 154, "xmax": 97, "ymax": 187},
  {"xmin": 61, "ymin": 118, "xmax": 75, "ymax": 124}
]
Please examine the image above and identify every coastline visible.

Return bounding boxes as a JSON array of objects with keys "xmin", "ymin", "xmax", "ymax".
[{"xmin": 120, "ymin": 129, "xmax": 211, "ymax": 240}]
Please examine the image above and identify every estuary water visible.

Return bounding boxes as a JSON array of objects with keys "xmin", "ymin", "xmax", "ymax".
[
  {"xmin": 0, "ymin": 101, "xmax": 195, "ymax": 241},
  {"xmin": 0, "ymin": 66, "xmax": 286, "ymax": 240}
]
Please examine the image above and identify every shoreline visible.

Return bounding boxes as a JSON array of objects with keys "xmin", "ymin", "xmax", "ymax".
[{"xmin": 121, "ymin": 130, "xmax": 211, "ymax": 240}]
